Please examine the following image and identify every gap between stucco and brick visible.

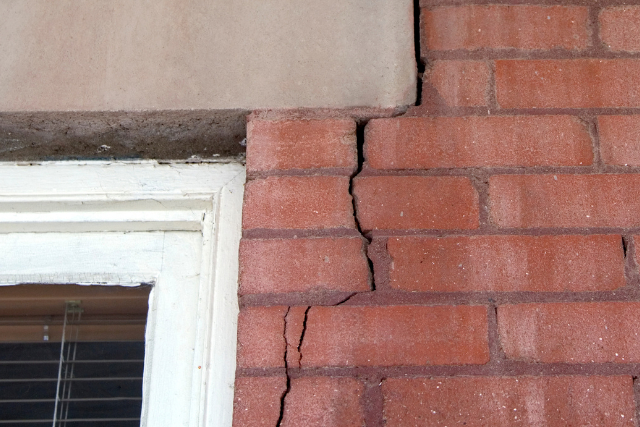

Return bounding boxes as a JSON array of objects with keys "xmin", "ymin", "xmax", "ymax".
[{"xmin": 413, "ymin": 0, "xmax": 425, "ymax": 107}]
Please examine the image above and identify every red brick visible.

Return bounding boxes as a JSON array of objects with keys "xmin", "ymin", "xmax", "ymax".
[
  {"xmin": 423, "ymin": 5, "xmax": 589, "ymax": 51},
  {"xmin": 300, "ymin": 305, "xmax": 489, "ymax": 367},
  {"xmin": 365, "ymin": 116, "xmax": 592, "ymax": 169},
  {"xmin": 236, "ymin": 306, "xmax": 286, "ymax": 368},
  {"xmin": 353, "ymin": 176, "xmax": 478, "ymax": 231},
  {"xmin": 496, "ymin": 59, "xmax": 640, "ymax": 108},
  {"xmin": 600, "ymin": 7, "xmax": 640, "ymax": 52},
  {"xmin": 599, "ymin": 115, "xmax": 640, "ymax": 166},
  {"xmin": 383, "ymin": 376, "xmax": 636, "ymax": 426},
  {"xmin": 633, "ymin": 236, "xmax": 640, "ymax": 267},
  {"xmin": 499, "ymin": 302, "xmax": 640, "ymax": 363},
  {"xmin": 490, "ymin": 174, "xmax": 640, "ymax": 228},
  {"xmin": 427, "ymin": 61, "xmax": 489, "ymax": 107},
  {"xmin": 233, "ymin": 376, "xmax": 287, "ymax": 427},
  {"xmin": 239, "ymin": 237, "xmax": 370, "ymax": 295},
  {"xmin": 243, "ymin": 176, "xmax": 354, "ymax": 230},
  {"xmin": 281, "ymin": 377, "xmax": 364, "ymax": 427},
  {"xmin": 388, "ymin": 235, "xmax": 625, "ymax": 292},
  {"xmin": 246, "ymin": 119, "xmax": 357, "ymax": 174}
]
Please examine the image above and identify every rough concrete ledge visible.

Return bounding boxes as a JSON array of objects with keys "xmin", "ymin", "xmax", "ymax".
[{"xmin": 0, "ymin": 110, "xmax": 248, "ymax": 161}]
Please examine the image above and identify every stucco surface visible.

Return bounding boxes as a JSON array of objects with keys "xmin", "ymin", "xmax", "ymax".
[{"xmin": 0, "ymin": 0, "xmax": 416, "ymax": 111}]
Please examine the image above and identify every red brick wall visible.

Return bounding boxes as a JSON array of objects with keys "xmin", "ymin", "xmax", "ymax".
[{"xmin": 233, "ymin": 1, "xmax": 640, "ymax": 425}]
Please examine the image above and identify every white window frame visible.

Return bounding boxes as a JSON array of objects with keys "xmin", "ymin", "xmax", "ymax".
[{"xmin": 0, "ymin": 161, "xmax": 245, "ymax": 427}]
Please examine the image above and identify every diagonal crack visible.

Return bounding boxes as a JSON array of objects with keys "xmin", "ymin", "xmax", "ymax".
[{"xmin": 334, "ymin": 292, "xmax": 358, "ymax": 305}]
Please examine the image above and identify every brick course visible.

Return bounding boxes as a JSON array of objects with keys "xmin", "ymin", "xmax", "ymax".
[
  {"xmin": 233, "ymin": 377, "xmax": 287, "ymax": 426},
  {"xmin": 281, "ymin": 377, "xmax": 365, "ymax": 427},
  {"xmin": 496, "ymin": 59, "xmax": 640, "ymax": 109},
  {"xmin": 600, "ymin": 7, "xmax": 640, "ymax": 52},
  {"xmin": 383, "ymin": 376, "xmax": 636, "ymax": 426},
  {"xmin": 422, "ymin": 5, "xmax": 590, "ymax": 51},
  {"xmin": 599, "ymin": 115, "xmax": 640, "ymax": 166},
  {"xmin": 499, "ymin": 302, "xmax": 640, "ymax": 363},
  {"xmin": 426, "ymin": 61, "xmax": 489, "ymax": 107},
  {"xmin": 365, "ymin": 116, "xmax": 593, "ymax": 169},
  {"xmin": 246, "ymin": 119, "xmax": 357, "ymax": 174},
  {"xmin": 243, "ymin": 175, "xmax": 354, "ymax": 230},
  {"xmin": 353, "ymin": 176, "xmax": 479, "ymax": 231},
  {"xmin": 300, "ymin": 305, "xmax": 489, "ymax": 367},
  {"xmin": 387, "ymin": 235, "xmax": 625, "ymax": 292},
  {"xmin": 239, "ymin": 237, "xmax": 370, "ymax": 295},
  {"xmin": 236, "ymin": 306, "xmax": 287, "ymax": 369},
  {"xmin": 490, "ymin": 174, "xmax": 640, "ymax": 228}
]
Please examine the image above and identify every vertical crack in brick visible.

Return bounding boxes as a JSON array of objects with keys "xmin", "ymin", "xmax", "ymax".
[
  {"xmin": 285, "ymin": 306, "xmax": 308, "ymax": 368},
  {"xmin": 278, "ymin": 305, "xmax": 310, "ymax": 426},
  {"xmin": 276, "ymin": 306, "xmax": 292, "ymax": 427},
  {"xmin": 296, "ymin": 306, "xmax": 311, "ymax": 366},
  {"xmin": 351, "ymin": 122, "xmax": 376, "ymax": 292}
]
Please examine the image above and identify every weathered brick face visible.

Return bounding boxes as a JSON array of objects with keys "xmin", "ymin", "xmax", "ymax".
[
  {"xmin": 422, "ymin": 5, "xmax": 590, "ymax": 51},
  {"xmin": 233, "ymin": 1, "xmax": 640, "ymax": 425}
]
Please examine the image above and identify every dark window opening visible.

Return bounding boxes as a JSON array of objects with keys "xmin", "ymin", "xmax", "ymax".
[{"xmin": 0, "ymin": 285, "xmax": 151, "ymax": 426}]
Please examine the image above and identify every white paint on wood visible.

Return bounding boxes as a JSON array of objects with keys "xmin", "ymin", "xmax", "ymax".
[
  {"xmin": 0, "ymin": 161, "xmax": 245, "ymax": 427},
  {"xmin": 0, "ymin": 161, "xmax": 244, "ymax": 195},
  {"xmin": 143, "ymin": 231, "xmax": 204, "ymax": 427},
  {"xmin": 0, "ymin": 232, "xmax": 165, "ymax": 278},
  {"xmin": 202, "ymin": 169, "xmax": 245, "ymax": 426}
]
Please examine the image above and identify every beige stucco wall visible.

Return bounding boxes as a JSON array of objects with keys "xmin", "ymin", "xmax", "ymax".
[{"xmin": 0, "ymin": 0, "xmax": 416, "ymax": 111}]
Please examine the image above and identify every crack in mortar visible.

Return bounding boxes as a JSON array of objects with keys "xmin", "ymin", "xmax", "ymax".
[{"xmin": 335, "ymin": 292, "xmax": 359, "ymax": 305}]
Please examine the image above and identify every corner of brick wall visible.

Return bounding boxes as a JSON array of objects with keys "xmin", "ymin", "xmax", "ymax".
[{"xmin": 232, "ymin": 1, "xmax": 640, "ymax": 425}]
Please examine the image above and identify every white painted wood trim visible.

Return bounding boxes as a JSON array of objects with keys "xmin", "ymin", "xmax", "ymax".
[{"xmin": 0, "ymin": 161, "xmax": 245, "ymax": 427}]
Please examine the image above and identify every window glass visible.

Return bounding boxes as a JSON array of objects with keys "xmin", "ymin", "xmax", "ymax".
[{"xmin": 0, "ymin": 284, "xmax": 151, "ymax": 426}]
